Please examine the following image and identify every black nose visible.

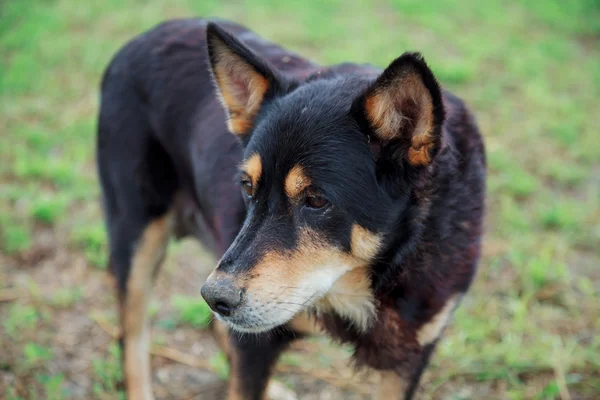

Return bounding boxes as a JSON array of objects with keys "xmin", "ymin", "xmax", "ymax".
[{"xmin": 200, "ymin": 275, "xmax": 242, "ymax": 317}]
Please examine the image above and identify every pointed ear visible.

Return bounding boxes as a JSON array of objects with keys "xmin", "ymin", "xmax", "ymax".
[
  {"xmin": 360, "ymin": 53, "xmax": 445, "ymax": 167},
  {"xmin": 206, "ymin": 23, "xmax": 282, "ymax": 137}
]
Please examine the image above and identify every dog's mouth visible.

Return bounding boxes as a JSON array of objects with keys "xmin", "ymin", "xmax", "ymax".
[
  {"xmin": 214, "ymin": 292, "xmax": 318, "ymax": 333},
  {"xmin": 216, "ymin": 314, "xmax": 287, "ymax": 333}
]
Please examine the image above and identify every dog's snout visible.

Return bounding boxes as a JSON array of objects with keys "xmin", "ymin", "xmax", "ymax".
[{"xmin": 201, "ymin": 275, "xmax": 242, "ymax": 317}]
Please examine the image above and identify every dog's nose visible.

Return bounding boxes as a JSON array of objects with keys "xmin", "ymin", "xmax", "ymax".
[{"xmin": 200, "ymin": 275, "xmax": 242, "ymax": 317}]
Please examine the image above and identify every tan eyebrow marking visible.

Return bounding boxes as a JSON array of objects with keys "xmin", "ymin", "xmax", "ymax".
[
  {"xmin": 240, "ymin": 153, "xmax": 262, "ymax": 186},
  {"xmin": 285, "ymin": 164, "xmax": 311, "ymax": 199}
]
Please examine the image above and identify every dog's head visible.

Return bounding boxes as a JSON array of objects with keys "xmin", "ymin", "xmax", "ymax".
[{"xmin": 200, "ymin": 23, "xmax": 445, "ymax": 333}]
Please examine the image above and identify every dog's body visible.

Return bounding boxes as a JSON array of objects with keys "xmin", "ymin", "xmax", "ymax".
[{"xmin": 98, "ymin": 18, "xmax": 485, "ymax": 400}]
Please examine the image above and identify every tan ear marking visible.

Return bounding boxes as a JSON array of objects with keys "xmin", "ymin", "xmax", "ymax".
[
  {"xmin": 284, "ymin": 164, "xmax": 311, "ymax": 199},
  {"xmin": 210, "ymin": 40, "xmax": 270, "ymax": 136},
  {"xmin": 365, "ymin": 91, "xmax": 404, "ymax": 141},
  {"xmin": 364, "ymin": 72, "xmax": 437, "ymax": 166}
]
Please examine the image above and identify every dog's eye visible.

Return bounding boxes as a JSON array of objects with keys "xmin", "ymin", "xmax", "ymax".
[
  {"xmin": 242, "ymin": 181, "xmax": 254, "ymax": 197},
  {"xmin": 305, "ymin": 194, "xmax": 328, "ymax": 209}
]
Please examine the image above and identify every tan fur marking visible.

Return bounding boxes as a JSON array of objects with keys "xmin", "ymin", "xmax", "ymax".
[
  {"xmin": 288, "ymin": 312, "xmax": 322, "ymax": 336},
  {"xmin": 351, "ymin": 224, "xmax": 382, "ymax": 261},
  {"xmin": 365, "ymin": 92, "xmax": 398, "ymax": 139},
  {"xmin": 402, "ymin": 75, "xmax": 434, "ymax": 141},
  {"xmin": 212, "ymin": 319, "xmax": 231, "ymax": 356},
  {"xmin": 376, "ymin": 370, "xmax": 407, "ymax": 400},
  {"xmin": 408, "ymin": 145, "xmax": 432, "ymax": 166},
  {"xmin": 240, "ymin": 153, "xmax": 262, "ymax": 186},
  {"xmin": 123, "ymin": 213, "xmax": 171, "ymax": 400},
  {"xmin": 212, "ymin": 44, "xmax": 269, "ymax": 136},
  {"xmin": 226, "ymin": 347, "xmax": 244, "ymax": 400},
  {"xmin": 417, "ymin": 295, "xmax": 459, "ymax": 346},
  {"xmin": 284, "ymin": 164, "xmax": 311, "ymax": 199},
  {"xmin": 315, "ymin": 266, "xmax": 376, "ymax": 332},
  {"xmin": 228, "ymin": 117, "xmax": 254, "ymax": 136},
  {"xmin": 365, "ymin": 73, "xmax": 436, "ymax": 166}
]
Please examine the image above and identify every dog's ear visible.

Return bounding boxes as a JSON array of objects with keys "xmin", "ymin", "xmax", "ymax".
[
  {"xmin": 206, "ymin": 23, "xmax": 284, "ymax": 138},
  {"xmin": 356, "ymin": 53, "xmax": 445, "ymax": 167}
]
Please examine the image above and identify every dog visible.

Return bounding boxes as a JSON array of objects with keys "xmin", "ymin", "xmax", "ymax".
[{"xmin": 97, "ymin": 18, "xmax": 485, "ymax": 400}]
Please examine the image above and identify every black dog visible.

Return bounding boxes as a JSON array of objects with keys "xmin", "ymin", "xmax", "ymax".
[{"xmin": 97, "ymin": 18, "xmax": 485, "ymax": 400}]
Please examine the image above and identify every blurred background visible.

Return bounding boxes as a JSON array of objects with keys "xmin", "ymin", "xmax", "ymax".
[{"xmin": 1, "ymin": 0, "xmax": 599, "ymax": 399}]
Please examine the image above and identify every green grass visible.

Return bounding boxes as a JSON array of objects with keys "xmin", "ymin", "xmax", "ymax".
[
  {"xmin": 34, "ymin": 373, "xmax": 69, "ymax": 400},
  {"xmin": 71, "ymin": 223, "xmax": 108, "ymax": 268},
  {"xmin": 23, "ymin": 343, "xmax": 54, "ymax": 367},
  {"xmin": 171, "ymin": 295, "xmax": 213, "ymax": 329},
  {"xmin": 92, "ymin": 343, "xmax": 125, "ymax": 399},
  {"xmin": 1, "ymin": 0, "xmax": 599, "ymax": 398},
  {"xmin": 3, "ymin": 304, "xmax": 40, "ymax": 338},
  {"xmin": 1, "ymin": 222, "xmax": 33, "ymax": 255},
  {"xmin": 209, "ymin": 351, "xmax": 230, "ymax": 380},
  {"xmin": 47, "ymin": 287, "xmax": 84, "ymax": 308},
  {"xmin": 5, "ymin": 373, "xmax": 69, "ymax": 400},
  {"xmin": 30, "ymin": 195, "xmax": 69, "ymax": 225}
]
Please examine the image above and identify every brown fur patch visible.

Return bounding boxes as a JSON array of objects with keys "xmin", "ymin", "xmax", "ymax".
[
  {"xmin": 417, "ymin": 295, "xmax": 459, "ymax": 346},
  {"xmin": 284, "ymin": 164, "xmax": 311, "ymax": 200},
  {"xmin": 351, "ymin": 224, "xmax": 382, "ymax": 261},
  {"xmin": 122, "ymin": 213, "xmax": 171, "ymax": 400},
  {"xmin": 211, "ymin": 43, "xmax": 269, "ymax": 136},
  {"xmin": 240, "ymin": 153, "xmax": 262, "ymax": 186},
  {"xmin": 288, "ymin": 312, "xmax": 322, "ymax": 336},
  {"xmin": 376, "ymin": 370, "xmax": 407, "ymax": 400},
  {"xmin": 365, "ymin": 73, "xmax": 435, "ymax": 166}
]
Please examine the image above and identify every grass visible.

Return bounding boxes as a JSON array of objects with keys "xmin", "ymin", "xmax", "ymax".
[
  {"xmin": 0, "ymin": 0, "xmax": 599, "ymax": 398},
  {"xmin": 91, "ymin": 343, "xmax": 124, "ymax": 399},
  {"xmin": 3, "ymin": 304, "xmax": 41, "ymax": 338},
  {"xmin": 23, "ymin": 343, "xmax": 54, "ymax": 367},
  {"xmin": 209, "ymin": 352, "xmax": 230, "ymax": 381},
  {"xmin": 171, "ymin": 295, "xmax": 213, "ymax": 329},
  {"xmin": 71, "ymin": 223, "xmax": 107, "ymax": 268}
]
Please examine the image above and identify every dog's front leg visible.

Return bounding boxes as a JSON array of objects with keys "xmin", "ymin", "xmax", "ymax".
[
  {"xmin": 213, "ymin": 320, "xmax": 302, "ymax": 400},
  {"xmin": 377, "ymin": 370, "xmax": 409, "ymax": 400},
  {"xmin": 376, "ymin": 341, "xmax": 439, "ymax": 400}
]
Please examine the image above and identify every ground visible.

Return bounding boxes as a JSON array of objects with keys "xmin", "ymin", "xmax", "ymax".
[{"xmin": 1, "ymin": 0, "xmax": 599, "ymax": 399}]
